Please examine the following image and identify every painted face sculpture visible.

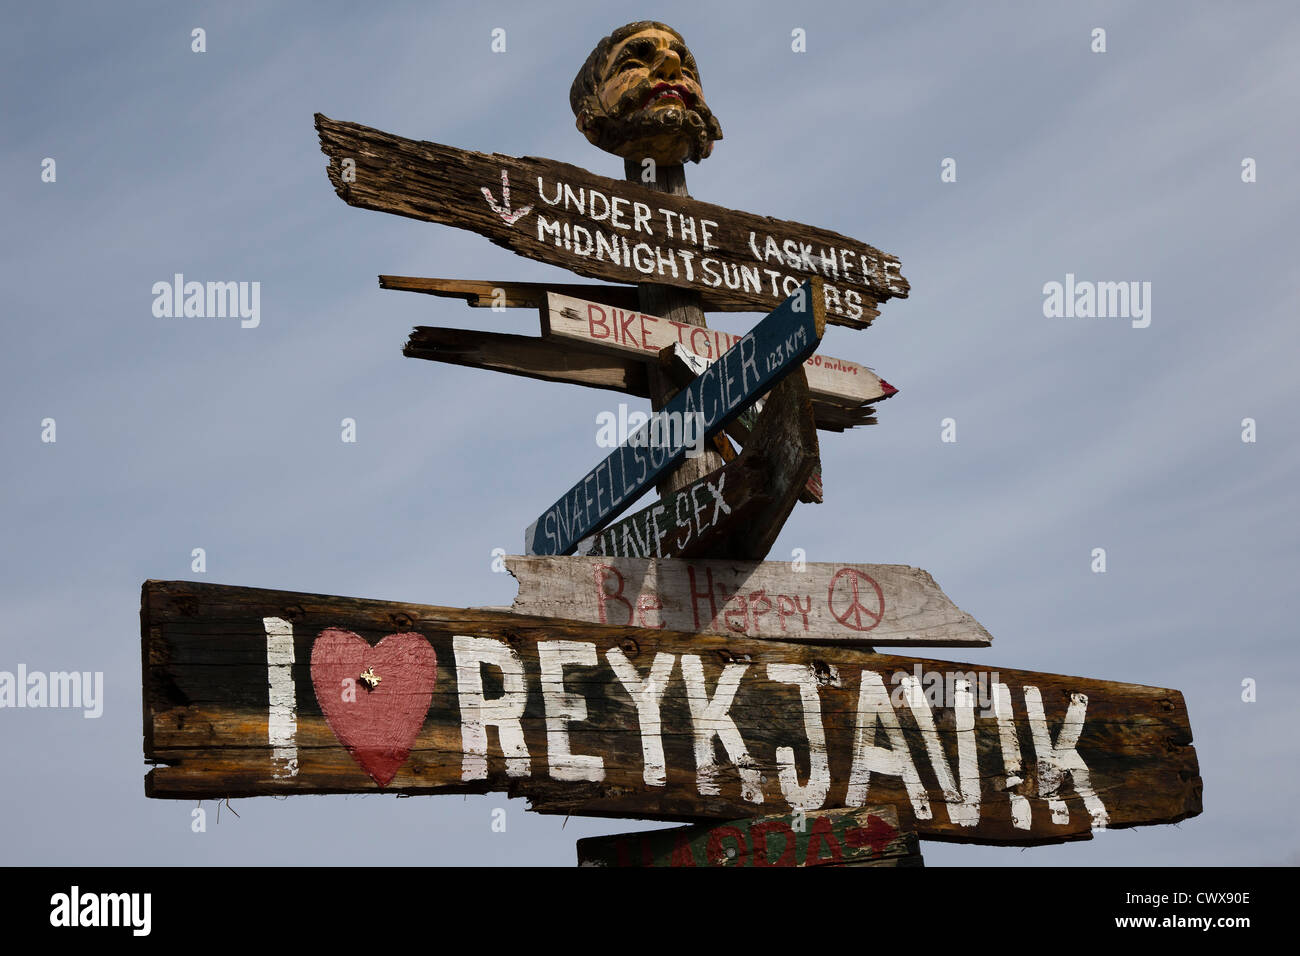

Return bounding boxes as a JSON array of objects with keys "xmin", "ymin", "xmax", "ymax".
[{"xmin": 570, "ymin": 21, "xmax": 723, "ymax": 166}]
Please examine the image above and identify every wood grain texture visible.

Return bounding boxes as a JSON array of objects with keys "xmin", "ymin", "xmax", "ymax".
[
  {"xmin": 403, "ymin": 326, "xmax": 872, "ymax": 433},
  {"xmin": 659, "ymin": 343, "xmax": 823, "ymax": 504},
  {"xmin": 380, "ymin": 276, "xmax": 642, "ymax": 311},
  {"xmin": 141, "ymin": 579, "xmax": 1202, "ymax": 845},
  {"xmin": 403, "ymin": 327, "xmax": 650, "ymax": 396},
  {"xmin": 546, "ymin": 291, "xmax": 896, "ymax": 407},
  {"xmin": 576, "ymin": 367, "xmax": 819, "ymax": 562},
  {"xmin": 524, "ymin": 280, "xmax": 824, "ymax": 556},
  {"xmin": 506, "ymin": 556, "xmax": 994, "ymax": 648},
  {"xmin": 316, "ymin": 114, "xmax": 908, "ymax": 328},
  {"xmin": 576, "ymin": 805, "xmax": 922, "ymax": 867}
]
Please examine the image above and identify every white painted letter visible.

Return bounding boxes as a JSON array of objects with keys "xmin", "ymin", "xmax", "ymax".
[
  {"xmin": 900, "ymin": 675, "xmax": 980, "ymax": 826},
  {"xmin": 1023, "ymin": 685, "xmax": 1109, "ymax": 829},
  {"xmin": 453, "ymin": 635, "xmax": 531, "ymax": 780},
  {"xmin": 607, "ymin": 649, "xmax": 675, "ymax": 786},
  {"xmin": 537, "ymin": 641, "xmax": 604, "ymax": 782},
  {"xmin": 992, "ymin": 682, "xmax": 1032, "ymax": 829},
  {"xmin": 681, "ymin": 655, "xmax": 763, "ymax": 803},
  {"xmin": 846, "ymin": 671, "xmax": 931, "ymax": 818},
  {"xmin": 766, "ymin": 663, "xmax": 832, "ymax": 810},
  {"xmin": 263, "ymin": 617, "xmax": 298, "ymax": 778}
]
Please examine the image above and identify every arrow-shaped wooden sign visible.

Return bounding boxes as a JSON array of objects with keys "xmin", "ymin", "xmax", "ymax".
[
  {"xmin": 574, "ymin": 366, "xmax": 819, "ymax": 561},
  {"xmin": 141, "ymin": 579, "xmax": 1202, "ymax": 846},
  {"xmin": 402, "ymin": 326, "xmax": 877, "ymax": 433},
  {"xmin": 525, "ymin": 280, "xmax": 825, "ymax": 556},
  {"xmin": 315, "ymin": 115, "xmax": 908, "ymax": 328},
  {"xmin": 657, "ymin": 341, "xmax": 823, "ymax": 504},
  {"xmin": 380, "ymin": 275, "xmax": 642, "ymax": 311},
  {"xmin": 576, "ymin": 805, "xmax": 922, "ymax": 867},
  {"xmin": 506, "ymin": 556, "xmax": 993, "ymax": 648},
  {"xmin": 543, "ymin": 291, "xmax": 896, "ymax": 407}
]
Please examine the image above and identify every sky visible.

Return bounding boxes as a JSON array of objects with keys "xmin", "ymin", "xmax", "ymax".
[{"xmin": 1, "ymin": 0, "xmax": 1297, "ymax": 866}]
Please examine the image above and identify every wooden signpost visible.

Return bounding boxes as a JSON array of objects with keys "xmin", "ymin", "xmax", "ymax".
[
  {"xmin": 403, "ymin": 325, "xmax": 878, "ymax": 433},
  {"xmin": 314, "ymin": 118, "xmax": 908, "ymax": 328},
  {"xmin": 137, "ymin": 19, "xmax": 1204, "ymax": 867},
  {"xmin": 576, "ymin": 805, "xmax": 923, "ymax": 867},
  {"xmin": 543, "ymin": 291, "xmax": 897, "ymax": 408},
  {"xmin": 506, "ymin": 556, "xmax": 994, "ymax": 648},
  {"xmin": 142, "ymin": 579, "xmax": 1202, "ymax": 846},
  {"xmin": 381, "ymin": 275, "xmax": 641, "ymax": 312},
  {"xmin": 524, "ymin": 279, "xmax": 824, "ymax": 556},
  {"xmin": 404, "ymin": 326, "xmax": 652, "ymax": 397},
  {"xmin": 658, "ymin": 340, "xmax": 824, "ymax": 503},
  {"xmin": 573, "ymin": 366, "xmax": 819, "ymax": 561}
]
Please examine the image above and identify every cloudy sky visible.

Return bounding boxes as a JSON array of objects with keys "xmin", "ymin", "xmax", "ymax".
[{"xmin": 2, "ymin": 0, "xmax": 1296, "ymax": 865}]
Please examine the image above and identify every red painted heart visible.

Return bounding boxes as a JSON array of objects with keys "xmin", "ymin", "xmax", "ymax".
[{"xmin": 310, "ymin": 628, "xmax": 436, "ymax": 786}]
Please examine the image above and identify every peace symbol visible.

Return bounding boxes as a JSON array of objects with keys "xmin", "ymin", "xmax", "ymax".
[{"xmin": 827, "ymin": 568, "xmax": 884, "ymax": 631}]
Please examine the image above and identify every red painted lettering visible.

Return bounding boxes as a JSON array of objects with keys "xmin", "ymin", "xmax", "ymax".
[
  {"xmin": 791, "ymin": 595, "xmax": 812, "ymax": 630},
  {"xmin": 777, "ymin": 594, "xmax": 800, "ymax": 631},
  {"xmin": 594, "ymin": 564, "xmax": 633, "ymax": 625},
  {"xmin": 805, "ymin": 816, "xmax": 843, "ymax": 865},
  {"xmin": 618, "ymin": 309, "xmax": 638, "ymax": 346},
  {"xmin": 587, "ymin": 303, "xmax": 610, "ymax": 340},
  {"xmin": 639, "ymin": 314, "xmax": 655, "ymax": 351},
  {"xmin": 636, "ymin": 592, "xmax": 665, "ymax": 629},
  {"xmin": 671, "ymin": 831, "xmax": 697, "ymax": 867},
  {"xmin": 750, "ymin": 821, "xmax": 797, "ymax": 866},
  {"xmin": 687, "ymin": 565, "xmax": 718, "ymax": 630},
  {"xmin": 706, "ymin": 825, "xmax": 747, "ymax": 866},
  {"xmin": 722, "ymin": 591, "xmax": 749, "ymax": 633}
]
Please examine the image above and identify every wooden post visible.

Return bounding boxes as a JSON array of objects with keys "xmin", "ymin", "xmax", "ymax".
[
  {"xmin": 569, "ymin": 365, "xmax": 820, "ymax": 561},
  {"xmin": 626, "ymin": 159, "xmax": 727, "ymax": 499},
  {"xmin": 524, "ymin": 281, "xmax": 823, "ymax": 557}
]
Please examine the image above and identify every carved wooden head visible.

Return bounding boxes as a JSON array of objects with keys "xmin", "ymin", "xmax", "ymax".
[{"xmin": 570, "ymin": 21, "xmax": 723, "ymax": 166}]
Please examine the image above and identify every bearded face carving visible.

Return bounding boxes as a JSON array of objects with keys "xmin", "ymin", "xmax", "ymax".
[{"xmin": 570, "ymin": 21, "xmax": 723, "ymax": 166}]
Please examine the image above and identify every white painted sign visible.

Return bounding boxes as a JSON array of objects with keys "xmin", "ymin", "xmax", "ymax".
[
  {"xmin": 544, "ymin": 292, "xmax": 896, "ymax": 407},
  {"xmin": 506, "ymin": 556, "xmax": 994, "ymax": 647},
  {"xmin": 448, "ymin": 635, "xmax": 1106, "ymax": 829}
]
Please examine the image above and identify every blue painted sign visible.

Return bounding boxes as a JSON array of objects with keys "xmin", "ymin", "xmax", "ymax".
[{"xmin": 525, "ymin": 279, "xmax": 824, "ymax": 556}]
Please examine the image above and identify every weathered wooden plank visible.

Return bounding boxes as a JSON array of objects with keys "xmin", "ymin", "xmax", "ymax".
[
  {"xmin": 575, "ymin": 365, "xmax": 819, "ymax": 561},
  {"xmin": 141, "ymin": 579, "xmax": 1202, "ymax": 845},
  {"xmin": 403, "ymin": 327, "xmax": 650, "ymax": 396},
  {"xmin": 506, "ymin": 557, "xmax": 993, "ymax": 648},
  {"xmin": 402, "ymin": 326, "xmax": 871, "ymax": 433},
  {"xmin": 524, "ymin": 280, "xmax": 825, "ymax": 556},
  {"xmin": 810, "ymin": 404, "xmax": 876, "ymax": 432},
  {"xmin": 659, "ymin": 342, "xmax": 823, "ymax": 503},
  {"xmin": 573, "ymin": 440, "xmax": 775, "ymax": 561},
  {"xmin": 315, "ymin": 114, "xmax": 908, "ymax": 329},
  {"xmin": 379, "ymin": 275, "xmax": 642, "ymax": 311},
  {"xmin": 576, "ymin": 805, "xmax": 922, "ymax": 867},
  {"xmin": 546, "ymin": 291, "xmax": 896, "ymax": 408}
]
